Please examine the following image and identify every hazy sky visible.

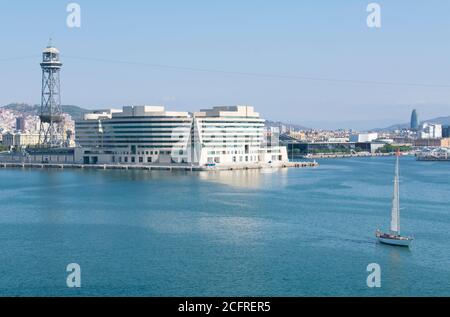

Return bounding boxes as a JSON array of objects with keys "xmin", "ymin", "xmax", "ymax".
[{"xmin": 0, "ymin": 0, "xmax": 449, "ymax": 129}]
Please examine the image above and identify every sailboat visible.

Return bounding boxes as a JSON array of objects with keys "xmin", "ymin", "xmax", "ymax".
[{"xmin": 376, "ymin": 151, "xmax": 414, "ymax": 247}]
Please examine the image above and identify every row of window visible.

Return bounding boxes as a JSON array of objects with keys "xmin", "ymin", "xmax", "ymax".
[
  {"xmin": 110, "ymin": 156, "xmax": 188, "ymax": 164},
  {"xmin": 207, "ymin": 155, "xmax": 259, "ymax": 164}
]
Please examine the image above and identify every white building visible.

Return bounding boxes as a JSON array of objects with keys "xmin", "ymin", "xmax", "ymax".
[
  {"xmin": 420, "ymin": 123, "xmax": 442, "ymax": 139},
  {"xmin": 349, "ymin": 133, "xmax": 378, "ymax": 143},
  {"xmin": 75, "ymin": 105, "xmax": 288, "ymax": 166},
  {"xmin": 75, "ymin": 106, "xmax": 192, "ymax": 165}
]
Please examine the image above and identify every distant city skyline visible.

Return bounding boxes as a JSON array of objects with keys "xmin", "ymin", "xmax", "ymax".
[{"xmin": 0, "ymin": 0, "xmax": 449, "ymax": 130}]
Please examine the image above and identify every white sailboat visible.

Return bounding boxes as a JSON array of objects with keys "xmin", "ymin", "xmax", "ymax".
[{"xmin": 376, "ymin": 151, "xmax": 414, "ymax": 247}]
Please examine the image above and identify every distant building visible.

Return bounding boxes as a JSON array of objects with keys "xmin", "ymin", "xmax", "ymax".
[
  {"xmin": 327, "ymin": 137, "xmax": 349, "ymax": 143},
  {"xmin": 2, "ymin": 132, "xmax": 40, "ymax": 148},
  {"xmin": 264, "ymin": 127, "xmax": 280, "ymax": 147},
  {"xmin": 414, "ymin": 138, "xmax": 450, "ymax": 148},
  {"xmin": 410, "ymin": 109, "xmax": 419, "ymax": 131},
  {"xmin": 442, "ymin": 126, "xmax": 450, "ymax": 138},
  {"xmin": 420, "ymin": 123, "xmax": 442, "ymax": 139},
  {"xmin": 284, "ymin": 141, "xmax": 384, "ymax": 157},
  {"xmin": 16, "ymin": 117, "xmax": 26, "ymax": 132},
  {"xmin": 349, "ymin": 133, "xmax": 378, "ymax": 143}
]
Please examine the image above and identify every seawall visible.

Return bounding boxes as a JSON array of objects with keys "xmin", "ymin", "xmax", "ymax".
[{"xmin": 0, "ymin": 161, "xmax": 318, "ymax": 172}]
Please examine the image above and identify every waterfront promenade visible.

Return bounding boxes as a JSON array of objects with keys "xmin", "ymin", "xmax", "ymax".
[{"xmin": 303, "ymin": 152, "xmax": 414, "ymax": 159}]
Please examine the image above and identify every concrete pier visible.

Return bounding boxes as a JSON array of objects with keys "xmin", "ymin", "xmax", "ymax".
[{"xmin": 0, "ymin": 161, "xmax": 318, "ymax": 172}]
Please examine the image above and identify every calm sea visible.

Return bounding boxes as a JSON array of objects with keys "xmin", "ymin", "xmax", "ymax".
[{"xmin": 1, "ymin": 156, "xmax": 449, "ymax": 296}]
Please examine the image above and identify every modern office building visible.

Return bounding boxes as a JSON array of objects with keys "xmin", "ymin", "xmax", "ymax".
[
  {"xmin": 75, "ymin": 106, "xmax": 192, "ymax": 165},
  {"xmin": 75, "ymin": 105, "xmax": 288, "ymax": 166},
  {"xmin": 410, "ymin": 109, "xmax": 419, "ymax": 131}
]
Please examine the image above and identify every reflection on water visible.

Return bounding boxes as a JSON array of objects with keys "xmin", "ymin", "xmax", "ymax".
[
  {"xmin": 198, "ymin": 216, "xmax": 271, "ymax": 244},
  {"xmin": 198, "ymin": 168, "xmax": 289, "ymax": 189}
]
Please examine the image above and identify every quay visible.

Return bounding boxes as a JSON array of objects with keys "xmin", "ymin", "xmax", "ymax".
[
  {"xmin": 302, "ymin": 152, "xmax": 413, "ymax": 159},
  {"xmin": 0, "ymin": 161, "xmax": 318, "ymax": 172}
]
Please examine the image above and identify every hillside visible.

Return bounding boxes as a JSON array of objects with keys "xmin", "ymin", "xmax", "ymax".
[
  {"xmin": 265, "ymin": 120, "xmax": 310, "ymax": 131},
  {"xmin": 2, "ymin": 103, "xmax": 90, "ymax": 120},
  {"xmin": 374, "ymin": 116, "xmax": 450, "ymax": 131}
]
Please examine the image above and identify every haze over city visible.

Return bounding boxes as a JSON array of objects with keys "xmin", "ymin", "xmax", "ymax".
[{"xmin": 0, "ymin": 0, "xmax": 449, "ymax": 129}]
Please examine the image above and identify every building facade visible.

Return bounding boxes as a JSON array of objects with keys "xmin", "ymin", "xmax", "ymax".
[
  {"xmin": 2, "ymin": 132, "xmax": 40, "ymax": 149},
  {"xmin": 75, "ymin": 106, "xmax": 192, "ymax": 165},
  {"xmin": 75, "ymin": 105, "xmax": 288, "ymax": 166},
  {"xmin": 442, "ymin": 126, "xmax": 450, "ymax": 138},
  {"xmin": 410, "ymin": 109, "xmax": 419, "ymax": 131},
  {"xmin": 420, "ymin": 123, "xmax": 442, "ymax": 139},
  {"xmin": 414, "ymin": 138, "xmax": 450, "ymax": 148},
  {"xmin": 349, "ymin": 133, "xmax": 378, "ymax": 143},
  {"xmin": 16, "ymin": 117, "xmax": 26, "ymax": 132}
]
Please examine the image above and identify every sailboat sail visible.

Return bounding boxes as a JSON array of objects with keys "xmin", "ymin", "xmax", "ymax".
[{"xmin": 390, "ymin": 154, "xmax": 400, "ymax": 234}]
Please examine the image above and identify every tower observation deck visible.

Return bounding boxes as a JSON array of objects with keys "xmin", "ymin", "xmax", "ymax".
[{"xmin": 38, "ymin": 41, "xmax": 64, "ymax": 147}]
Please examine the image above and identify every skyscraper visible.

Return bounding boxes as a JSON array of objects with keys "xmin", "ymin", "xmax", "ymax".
[{"xmin": 410, "ymin": 109, "xmax": 419, "ymax": 131}]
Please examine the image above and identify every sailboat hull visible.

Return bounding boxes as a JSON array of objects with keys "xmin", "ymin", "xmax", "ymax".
[{"xmin": 377, "ymin": 236, "xmax": 413, "ymax": 247}]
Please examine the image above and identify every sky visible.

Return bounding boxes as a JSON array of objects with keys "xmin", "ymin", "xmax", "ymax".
[{"xmin": 0, "ymin": 0, "xmax": 449, "ymax": 129}]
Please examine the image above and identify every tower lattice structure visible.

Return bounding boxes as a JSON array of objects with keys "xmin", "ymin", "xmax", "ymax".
[{"xmin": 39, "ymin": 42, "xmax": 64, "ymax": 147}]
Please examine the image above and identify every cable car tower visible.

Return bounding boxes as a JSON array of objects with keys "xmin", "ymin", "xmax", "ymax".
[{"xmin": 38, "ymin": 40, "xmax": 64, "ymax": 147}]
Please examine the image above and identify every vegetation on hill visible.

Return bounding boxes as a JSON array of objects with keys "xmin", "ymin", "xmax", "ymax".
[{"xmin": 2, "ymin": 103, "xmax": 90, "ymax": 120}]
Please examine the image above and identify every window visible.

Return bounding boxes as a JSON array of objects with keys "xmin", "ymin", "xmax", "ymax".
[
  {"xmin": 131, "ymin": 157, "xmax": 135, "ymax": 163},
  {"xmin": 147, "ymin": 157, "xmax": 152, "ymax": 163},
  {"xmin": 139, "ymin": 157, "xmax": 143, "ymax": 163},
  {"xmin": 124, "ymin": 157, "xmax": 128, "ymax": 163}
]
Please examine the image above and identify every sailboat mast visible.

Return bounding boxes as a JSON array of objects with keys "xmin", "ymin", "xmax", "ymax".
[
  {"xmin": 390, "ymin": 151, "xmax": 401, "ymax": 235},
  {"xmin": 396, "ymin": 153, "xmax": 400, "ymax": 235}
]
